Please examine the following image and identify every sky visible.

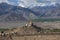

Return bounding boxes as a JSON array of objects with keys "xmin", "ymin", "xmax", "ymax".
[{"xmin": 0, "ymin": 0, "xmax": 60, "ymax": 7}]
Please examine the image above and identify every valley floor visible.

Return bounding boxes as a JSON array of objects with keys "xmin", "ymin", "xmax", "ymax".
[
  {"xmin": 0, "ymin": 34, "xmax": 60, "ymax": 40},
  {"xmin": 0, "ymin": 21, "xmax": 60, "ymax": 29}
]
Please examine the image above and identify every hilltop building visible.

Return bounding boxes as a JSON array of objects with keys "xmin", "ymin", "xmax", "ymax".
[{"xmin": 25, "ymin": 20, "xmax": 33, "ymax": 27}]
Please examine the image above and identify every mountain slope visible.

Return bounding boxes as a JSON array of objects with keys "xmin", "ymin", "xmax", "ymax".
[
  {"xmin": 0, "ymin": 3, "xmax": 38, "ymax": 22},
  {"xmin": 0, "ymin": 3, "xmax": 60, "ymax": 22},
  {"xmin": 31, "ymin": 3, "xmax": 60, "ymax": 18}
]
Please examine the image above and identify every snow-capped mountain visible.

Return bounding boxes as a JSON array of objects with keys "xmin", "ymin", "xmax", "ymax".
[
  {"xmin": 0, "ymin": 0, "xmax": 60, "ymax": 8},
  {"xmin": 0, "ymin": 3, "xmax": 39, "ymax": 21},
  {"xmin": 0, "ymin": 2, "xmax": 60, "ymax": 22}
]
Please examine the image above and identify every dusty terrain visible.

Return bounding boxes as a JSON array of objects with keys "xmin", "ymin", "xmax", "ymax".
[
  {"xmin": 12, "ymin": 35, "xmax": 60, "ymax": 40},
  {"xmin": 34, "ymin": 22, "xmax": 60, "ymax": 29},
  {"xmin": 0, "ymin": 22, "xmax": 60, "ymax": 40},
  {"xmin": 0, "ymin": 22, "xmax": 26, "ymax": 28},
  {"xmin": 0, "ymin": 21, "xmax": 60, "ymax": 29},
  {"xmin": 0, "ymin": 34, "xmax": 60, "ymax": 40}
]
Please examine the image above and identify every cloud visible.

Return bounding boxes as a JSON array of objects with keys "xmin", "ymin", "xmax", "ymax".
[
  {"xmin": 0, "ymin": 0, "xmax": 60, "ymax": 7},
  {"xmin": 8, "ymin": 0, "xmax": 18, "ymax": 5},
  {"xmin": 0, "ymin": 0, "xmax": 8, "ymax": 3},
  {"xmin": 0, "ymin": 0, "xmax": 18, "ymax": 6},
  {"xmin": 7, "ymin": 0, "xmax": 19, "ymax": 6},
  {"xmin": 18, "ymin": 0, "xmax": 38, "ymax": 7}
]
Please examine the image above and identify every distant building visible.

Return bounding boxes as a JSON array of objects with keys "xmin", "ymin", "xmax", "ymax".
[
  {"xmin": 28, "ymin": 20, "xmax": 33, "ymax": 27},
  {"xmin": 25, "ymin": 20, "xmax": 33, "ymax": 27}
]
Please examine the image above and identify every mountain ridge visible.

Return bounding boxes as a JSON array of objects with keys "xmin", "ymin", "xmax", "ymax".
[
  {"xmin": 0, "ymin": 3, "xmax": 60, "ymax": 22},
  {"xmin": 0, "ymin": 3, "xmax": 38, "ymax": 22},
  {"xmin": 31, "ymin": 3, "xmax": 60, "ymax": 18}
]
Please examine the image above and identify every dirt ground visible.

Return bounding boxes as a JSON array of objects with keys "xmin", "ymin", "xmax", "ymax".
[
  {"xmin": 0, "ymin": 21, "xmax": 60, "ymax": 29},
  {"xmin": 12, "ymin": 35, "xmax": 60, "ymax": 40}
]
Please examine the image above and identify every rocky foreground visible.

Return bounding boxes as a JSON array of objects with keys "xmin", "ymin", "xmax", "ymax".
[{"xmin": 0, "ymin": 21, "xmax": 60, "ymax": 40}]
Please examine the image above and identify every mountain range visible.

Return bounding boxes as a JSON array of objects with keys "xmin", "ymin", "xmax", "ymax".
[
  {"xmin": 31, "ymin": 3, "xmax": 60, "ymax": 18},
  {"xmin": 0, "ymin": 3, "xmax": 38, "ymax": 22},
  {"xmin": 0, "ymin": 3, "xmax": 60, "ymax": 22},
  {"xmin": 0, "ymin": 0, "xmax": 60, "ymax": 8}
]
